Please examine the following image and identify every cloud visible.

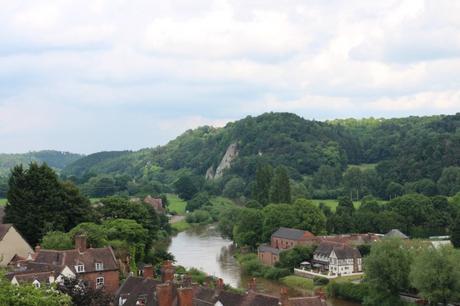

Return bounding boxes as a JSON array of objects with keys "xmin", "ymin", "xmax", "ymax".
[{"xmin": 0, "ymin": 0, "xmax": 459, "ymax": 153}]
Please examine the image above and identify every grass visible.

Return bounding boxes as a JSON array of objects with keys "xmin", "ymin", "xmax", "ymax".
[
  {"xmin": 167, "ymin": 194, "xmax": 187, "ymax": 215},
  {"xmin": 310, "ymin": 199, "xmax": 360, "ymax": 211},
  {"xmin": 171, "ymin": 219, "xmax": 191, "ymax": 231},
  {"xmin": 280, "ymin": 275, "xmax": 314, "ymax": 290},
  {"xmin": 331, "ymin": 274, "xmax": 364, "ymax": 283},
  {"xmin": 347, "ymin": 163, "xmax": 377, "ymax": 171},
  {"xmin": 0, "ymin": 198, "xmax": 6, "ymax": 206}
]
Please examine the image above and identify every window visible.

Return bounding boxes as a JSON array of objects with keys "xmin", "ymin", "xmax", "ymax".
[
  {"xmin": 76, "ymin": 264, "xmax": 85, "ymax": 273},
  {"xmin": 96, "ymin": 277, "xmax": 104, "ymax": 288},
  {"xmin": 95, "ymin": 262, "xmax": 104, "ymax": 271}
]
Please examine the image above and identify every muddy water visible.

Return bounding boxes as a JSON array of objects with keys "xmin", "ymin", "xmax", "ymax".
[{"xmin": 168, "ymin": 225, "xmax": 360, "ymax": 306}]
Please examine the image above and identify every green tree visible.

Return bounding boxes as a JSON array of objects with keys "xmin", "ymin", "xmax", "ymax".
[
  {"xmin": 386, "ymin": 181, "xmax": 404, "ymax": 200},
  {"xmin": 343, "ymin": 167, "xmax": 364, "ymax": 200},
  {"xmin": 364, "ymin": 239, "xmax": 412, "ymax": 306},
  {"xmin": 410, "ymin": 247, "xmax": 460, "ymax": 306},
  {"xmin": 57, "ymin": 276, "xmax": 113, "ymax": 306},
  {"xmin": 233, "ymin": 208, "xmax": 263, "ymax": 249},
  {"xmin": 186, "ymin": 192, "xmax": 211, "ymax": 212},
  {"xmin": 4, "ymin": 163, "xmax": 92, "ymax": 245},
  {"xmin": 293, "ymin": 198, "xmax": 326, "ymax": 234},
  {"xmin": 437, "ymin": 166, "xmax": 460, "ymax": 196},
  {"xmin": 252, "ymin": 164, "xmax": 273, "ymax": 206},
  {"xmin": 261, "ymin": 204, "xmax": 298, "ymax": 241},
  {"xmin": 174, "ymin": 175, "xmax": 198, "ymax": 200},
  {"xmin": 222, "ymin": 177, "xmax": 245, "ymax": 198},
  {"xmin": 68, "ymin": 222, "xmax": 108, "ymax": 248},
  {"xmin": 276, "ymin": 245, "xmax": 315, "ymax": 271},
  {"xmin": 41, "ymin": 231, "xmax": 73, "ymax": 250},
  {"xmin": 218, "ymin": 207, "xmax": 241, "ymax": 239},
  {"xmin": 269, "ymin": 166, "xmax": 291, "ymax": 204},
  {"xmin": 0, "ymin": 275, "xmax": 71, "ymax": 306},
  {"xmin": 451, "ymin": 216, "xmax": 460, "ymax": 248}
]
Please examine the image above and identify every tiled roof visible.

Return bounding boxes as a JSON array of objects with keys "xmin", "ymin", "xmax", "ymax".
[
  {"xmin": 115, "ymin": 276, "xmax": 161, "ymax": 306},
  {"xmin": 289, "ymin": 296, "xmax": 327, "ymax": 306},
  {"xmin": 0, "ymin": 224, "xmax": 12, "ymax": 240},
  {"xmin": 258, "ymin": 244, "xmax": 282, "ymax": 255},
  {"xmin": 271, "ymin": 227, "xmax": 315, "ymax": 240},
  {"xmin": 34, "ymin": 246, "xmax": 118, "ymax": 274},
  {"xmin": 314, "ymin": 241, "xmax": 361, "ymax": 259}
]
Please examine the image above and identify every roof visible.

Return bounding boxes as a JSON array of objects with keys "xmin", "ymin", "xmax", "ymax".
[
  {"xmin": 115, "ymin": 276, "xmax": 161, "ymax": 306},
  {"xmin": 34, "ymin": 246, "xmax": 118, "ymax": 274},
  {"xmin": 10, "ymin": 271, "xmax": 55, "ymax": 284},
  {"xmin": 258, "ymin": 244, "xmax": 282, "ymax": 255},
  {"xmin": 0, "ymin": 224, "xmax": 12, "ymax": 240},
  {"xmin": 314, "ymin": 241, "xmax": 361, "ymax": 259},
  {"xmin": 271, "ymin": 227, "xmax": 315, "ymax": 241},
  {"xmin": 385, "ymin": 229, "xmax": 409, "ymax": 239},
  {"xmin": 289, "ymin": 296, "xmax": 326, "ymax": 306}
]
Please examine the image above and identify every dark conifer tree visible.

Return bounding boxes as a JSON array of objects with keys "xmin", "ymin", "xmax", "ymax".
[
  {"xmin": 252, "ymin": 164, "xmax": 273, "ymax": 206},
  {"xmin": 269, "ymin": 166, "xmax": 291, "ymax": 204},
  {"xmin": 451, "ymin": 217, "xmax": 460, "ymax": 248}
]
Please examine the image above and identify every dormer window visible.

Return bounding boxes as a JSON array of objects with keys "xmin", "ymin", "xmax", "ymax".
[
  {"xmin": 95, "ymin": 262, "xmax": 104, "ymax": 271},
  {"xmin": 75, "ymin": 264, "xmax": 85, "ymax": 273}
]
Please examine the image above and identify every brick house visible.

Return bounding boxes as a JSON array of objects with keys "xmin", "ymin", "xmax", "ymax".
[
  {"xmin": 0, "ymin": 224, "xmax": 33, "ymax": 266},
  {"xmin": 115, "ymin": 261, "xmax": 326, "ymax": 306},
  {"xmin": 258, "ymin": 227, "xmax": 316, "ymax": 265}
]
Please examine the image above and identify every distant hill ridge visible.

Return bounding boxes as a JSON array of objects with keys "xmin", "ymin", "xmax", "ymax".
[{"xmin": 0, "ymin": 150, "xmax": 83, "ymax": 177}]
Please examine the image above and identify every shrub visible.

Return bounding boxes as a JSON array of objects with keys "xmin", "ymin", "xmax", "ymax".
[
  {"xmin": 326, "ymin": 282, "xmax": 368, "ymax": 303},
  {"xmin": 313, "ymin": 276, "xmax": 329, "ymax": 286},
  {"xmin": 185, "ymin": 209, "xmax": 212, "ymax": 224},
  {"xmin": 263, "ymin": 267, "xmax": 290, "ymax": 280}
]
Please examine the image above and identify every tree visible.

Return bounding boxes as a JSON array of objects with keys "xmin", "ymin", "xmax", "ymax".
[
  {"xmin": 186, "ymin": 192, "xmax": 211, "ymax": 212},
  {"xmin": 4, "ymin": 163, "xmax": 92, "ymax": 245},
  {"xmin": 0, "ymin": 274, "xmax": 71, "ymax": 306},
  {"xmin": 174, "ymin": 175, "xmax": 198, "ymax": 200},
  {"xmin": 410, "ymin": 247, "xmax": 460, "ymax": 306},
  {"xmin": 343, "ymin": 167, "xmax": 364, "ymax": 200},
  {"xmin": 438, "ymin": 166, "xmax": 460, "ymax": 196},
  {"xmin": 252, "ymin": 164, "xmax": 273, "ymax": 206},
  {"xmin": 261, "ymin": 204, "xmax": 298, "ymax": 241},
  {"xmin": 364, "ymin": 239, "xmax": 412, "ymax": 306},
  {"xmin": 57, "ymin": 276, "xmax": 113, "ymax": 306},
  {"xmin": 69, "ymin": 222, "xmax": 108, "ymax": 248},
  {"xmin": 385, "ymin": 181, "xmax": 404, "ymax": 200},
  {"xmin": 276, "ymin": 245, "xmax": 315, "ymax": 271},
  {"xmin": 451, "ymin": 216, "xmax": 460, "ymax": 248},
  {"xmin": 233, "ymin": 208, "xmax": 263, "ymax": 249},
  {"xmin": 41, "ymin": 231, "xmax": 73, "ymax": 250},
  {"xmin": 218, "ymin": 207, "xmax": 241, "ymax": 239},
  {"xmin": 293, "ymin": 199, "xmax": 326, "ymax": 234},
  {"xmin": 269, "ymin": 166, "xmax": 291, "ymax": 204},
  {"xmin": 222, "ymin": 177, "xmax": 245, "ymax": 198}
]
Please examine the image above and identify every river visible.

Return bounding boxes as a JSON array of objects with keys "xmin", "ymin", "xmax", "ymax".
[{"xmin": 168, "ymin": 225, "xmax": 360, "ymax": 306}]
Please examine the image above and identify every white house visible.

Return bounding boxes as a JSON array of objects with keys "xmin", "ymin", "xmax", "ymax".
[{"xmin": 313, "ymin": 241, "xmax": 362, "ymax": 276}]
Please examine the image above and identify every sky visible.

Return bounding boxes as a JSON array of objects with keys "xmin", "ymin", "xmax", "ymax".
[{"xmin": 0, "ymin": 0, "xmax": 459, "ymax": 154}]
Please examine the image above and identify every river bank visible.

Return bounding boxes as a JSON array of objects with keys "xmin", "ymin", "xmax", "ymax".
[{"xmin": 167, "ymin": 224, "xmax": 360, "ymax": 306}]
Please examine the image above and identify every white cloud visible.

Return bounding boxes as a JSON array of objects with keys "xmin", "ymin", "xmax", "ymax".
[{"xmin": 0, "ymin": 0, "xmax": 459, "ymax": 152}]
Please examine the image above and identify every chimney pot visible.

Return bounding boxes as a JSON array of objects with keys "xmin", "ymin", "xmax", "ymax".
[
  {"xmin": 280, "ymin": 287, "xmax": 290, "ymax": 306},
  {"xmin": 143, "ymin": 264, "xmax": 155, "ymax": 279},
  {"xmin": 161, "ymin": 260, "xmax": 175, "ymax": 283}
]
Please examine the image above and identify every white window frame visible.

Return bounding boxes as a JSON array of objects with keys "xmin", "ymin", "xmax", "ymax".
[
  {"xmin": 96, "ymin": 277, "xmax": 104, "ymax": 289},
  {"xmin": 76, "ymin": 264, "xmax": 85, "ymax": 273},
  {"xmin": 95, "ymin": 262, "xmax": 104, "ymax": 271}
]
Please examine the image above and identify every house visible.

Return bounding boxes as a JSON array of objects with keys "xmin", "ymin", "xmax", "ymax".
[
  {"xmin": 258, "ymin": 245, "xmax": 281, "ymax": 265},
  {"xmin": 144, "ymin": 196, "xmax": 165, "ymax": 214},
  {"xmin": 312, "ymin": 242, "xmax": 362, "ymax": 276},
  {"xmin": 384, "ymin": 229, "xmax": 409, "ymax": 239},
  {"xmin": 0, "ymin": 224, "xmax": 33, "ymax": 266},
  {"xmin": 271, "ymin": 227, "xmax": 316, "ymax": 249},
  {"xmin": 115, "ymin": 261, "xmax": 327, "ymax": 306},
  {"xmin": 33, "ymin": 235, "xmax": 120, "ymax": 294}
]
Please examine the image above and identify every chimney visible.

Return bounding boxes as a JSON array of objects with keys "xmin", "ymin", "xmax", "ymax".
[
  {"xmin": 75, "ymin": 235, "xmax": 87, "ymax": 253},
  {"xmin": 35, "ymin": 244, "xmax": 41, "ymax": 253},
  {"xmin": 279, "ymin": 288, "xmax": 290, "ymax": 306},
  {"xmin": 156, "ymin": 283, "xmax": 173, "ymax": 306},
  {"xmin": 248, "ymin": 278, "xmax": 257, "ymax": 291},
  {"xmin": 216, "ymin": 278, "xmax": 224, "ymax": 291},
  {"xmin": 161, "ymin": 260, "xmax": 175, "ymax": 283},
  {"xmin": 143, "ymin": 264, "xmax": 155, "ymax": 279},
  {"xmin": 183, "ymin": 275, "xmax": 192, "ymax": 287},
  {"xmin": 177, "ymin": 287, "xmax": 193, "ymax": 306}
]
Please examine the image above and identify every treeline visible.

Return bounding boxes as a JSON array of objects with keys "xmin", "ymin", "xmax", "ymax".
[
  {"xmin": 51, "ymin": 112, "xmax": 460, "ymax": 200},
  {"xmin": 3, "ymin": 163, "xmax": 172, "ymax": 268}
]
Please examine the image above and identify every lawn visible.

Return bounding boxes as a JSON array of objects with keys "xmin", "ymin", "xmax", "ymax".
[
  {"xmin": 310, "ymin": 199, "xmax": 360, "ymax": 211},
  {"xmin": 0, "ymin": 198, "xmax": 6, "ymax": 206},
  {"xmin": 171, "ymin": 219, "xmax": 191, "ymax": 231},
  {"xmin": 280, "ymin": 275, "xmax": 314, "ymax": 290},
  {"xmin": 167, "ymin": 194, "xmax": 187, "ymax": 215}
]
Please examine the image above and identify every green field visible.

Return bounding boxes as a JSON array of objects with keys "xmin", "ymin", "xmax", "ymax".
[
  {"xmin": 280, "ymin": 275, "xmax": 314, "ymax": 290},
  {"xmin": 0, "ymin": 198, "xmax": 6, "ymax": 206},
  {"xmin": 167, "ymin": 194, "xmax": 187, "ymax": 214}
]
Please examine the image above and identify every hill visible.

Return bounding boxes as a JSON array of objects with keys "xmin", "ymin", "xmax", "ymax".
[
  {"xmin": 0, "ymin": 150, "xmax": 83, "ymax": 177},
  {"xmin": 60, "ymin": 112, "xmax": 460, "ymax": 199}
]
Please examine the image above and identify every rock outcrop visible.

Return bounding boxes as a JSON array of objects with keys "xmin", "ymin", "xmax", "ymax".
[{"xmin": 206, "ymin": 143, "xmax": 238, "ymax": 180}]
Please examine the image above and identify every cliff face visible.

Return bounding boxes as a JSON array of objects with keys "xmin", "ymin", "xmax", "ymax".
[{"xmin": 207, "ymin": 143, "xmax": 238, "ymax": 180}]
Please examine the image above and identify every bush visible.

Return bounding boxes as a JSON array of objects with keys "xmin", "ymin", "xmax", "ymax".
[
  {"xmin": 326, "ymin": 282, "xmax": 368, "ymax": 303},
  {"xmin": 185, "ymin": 209, "xmax": 212, "ymax": 224},
  {"xmin": 313, "ymin": 276, "xmax": 329, "ymax": 286},
  {"xmin": 263, "ymin": 267, "xmax": 290, "ymax": 280},
  {"xmin": 186, "ymin": 192, "xmax": 211, "ymax": 212}
]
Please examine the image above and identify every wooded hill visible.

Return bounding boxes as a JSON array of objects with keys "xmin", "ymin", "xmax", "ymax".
[{"xmin": 56, "ymin": 112, "xmax": 460, "ymax": 199}]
